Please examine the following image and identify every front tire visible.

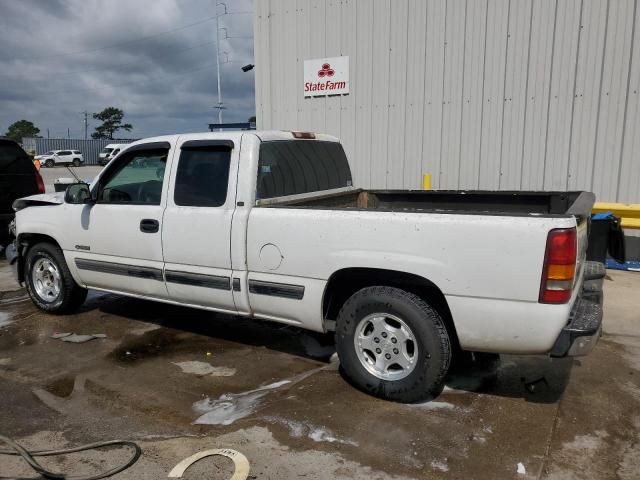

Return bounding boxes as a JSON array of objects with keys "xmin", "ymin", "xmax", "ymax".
[
  {"xmin": 25, "ymin": 242, "xmax": 87, "ymax": 314},
  {"xmin": 336, "ymin": 286, "xmax": 451, "ymax": 403},
  {"xmin": 45, "ymin": 159, "xmax": 54, "ymax": 168}
]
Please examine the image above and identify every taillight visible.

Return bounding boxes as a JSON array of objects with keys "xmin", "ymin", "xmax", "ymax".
[
  {"xmin": 35, "ymin": 171, "xmax": 45, "ymax": 193},
  {"xmin": 539, "ymin": 228, "xmax": 577, "ymax": 304}
]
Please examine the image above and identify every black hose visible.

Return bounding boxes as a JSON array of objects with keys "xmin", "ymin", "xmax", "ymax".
[{"xmin": 0, "ymin": 435, "xmax": 142, "ymax": 480}]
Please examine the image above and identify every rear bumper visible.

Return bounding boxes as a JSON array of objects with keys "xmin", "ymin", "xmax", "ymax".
[{"xmin": 550, "ymin": 261, "xmax": 605, "ymax": 357}]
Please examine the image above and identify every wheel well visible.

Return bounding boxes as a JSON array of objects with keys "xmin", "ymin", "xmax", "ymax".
[
  {"xmin": 16, "ymin": 234, "xmax": 62, "ymax": 283},
  {"xmin": 322, "ymin": 267, "xmax": 460, "ymax": 349},
  {"xmin": 19, "ymin": 233, "xmax": 60, "ymax": 251}
]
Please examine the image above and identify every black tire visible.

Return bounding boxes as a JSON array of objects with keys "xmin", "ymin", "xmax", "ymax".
[
  {"xmin": 24, "ymin": 242, "xmax": 87, "ymax": 314},
  {"xmin": 45, "ymin": 159, "xmax": 54, "ymax": 168},
  {"xmin": 73, "ymin": 158, "xmax": 81, "ymax": 167},
  {"xmin": 336, "ymin": 286, "xmax": 451, "ymax": 403}
]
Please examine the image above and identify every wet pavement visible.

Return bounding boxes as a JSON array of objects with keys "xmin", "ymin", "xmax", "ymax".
[{"xmin": 0, "ymin": 261, "xmax": 639, "ymax": 479}]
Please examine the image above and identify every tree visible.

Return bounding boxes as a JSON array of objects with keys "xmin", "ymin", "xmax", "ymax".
[
  {"xmin": 91, "ymin": 107, "xmax": 133, "ymax": 139},
  {"xmin": 5, "ymin": 120, "xmax": 40, "ymax": 142},
  {"xmin": 248, "ymin": 115, "xmax": 256, "ymax": 123}
]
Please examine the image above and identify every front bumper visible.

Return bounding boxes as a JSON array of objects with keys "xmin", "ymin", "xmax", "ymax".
[{"xmin": 550, "ymin": 261, "xmax": 605, "ymax": 357}]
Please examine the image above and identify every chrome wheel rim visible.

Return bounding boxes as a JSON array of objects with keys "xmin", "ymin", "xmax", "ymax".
[
  {"xmin": 353, "ymin": 313, "xmax": 419, "ymax": 381},
  {"xmin": 32, "ymin": 258, "xmax": 62, "ymax": 303}
]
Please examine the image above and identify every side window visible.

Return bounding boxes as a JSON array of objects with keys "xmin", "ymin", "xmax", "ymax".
[
  {"xmin": 98, "ymin": 148, "xmax": 168, "ymax": 205},
  {"xmin": 59, "ymin": 151, "xmax": 71, "ymax": 156},
  {"xmin": 174, "ymin": 147, "xmax": 231, "ymax": 207}
]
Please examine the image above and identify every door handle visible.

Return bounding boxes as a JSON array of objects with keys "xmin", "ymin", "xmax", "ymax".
[{"xmin": 140, "ymin": 219, "xmax": 159, "ymax": 233}]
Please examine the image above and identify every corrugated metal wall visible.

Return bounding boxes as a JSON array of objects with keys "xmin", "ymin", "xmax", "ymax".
[
  {"xmin": 21, "ymin": 138, "xmax": 137, "ymax": 164},
  {"xmin": 255, "ymin": 0, "xmax": 640, "ymax": 202}
]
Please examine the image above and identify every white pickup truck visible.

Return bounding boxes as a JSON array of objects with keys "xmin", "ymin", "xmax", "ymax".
[{"xmin": 6, "ymin": 131, "xmax": 604, "ymax": 402}]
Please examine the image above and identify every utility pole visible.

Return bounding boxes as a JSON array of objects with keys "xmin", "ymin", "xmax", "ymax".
[
  {"xmin": 47, "ymin": 128, "xmax": 50, "ymax": 139},
  {"xmin": 214, "ymin": 2, "xmax": 227, "ymax": 130},
  {"xmin": 67, "ymin": 127, "xmax": 70, "ymax": 139},
  {"xmin": 82, "ymin": 111, "xmax": 89, "ymax": 140}
]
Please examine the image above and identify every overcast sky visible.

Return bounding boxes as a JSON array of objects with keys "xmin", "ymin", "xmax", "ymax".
[{"xmin": 0, "ymin": 0, "xmax": 254, "ymax": 139}]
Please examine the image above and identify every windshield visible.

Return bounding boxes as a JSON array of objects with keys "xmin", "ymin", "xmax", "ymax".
[
  {"xmin": 102, "ymin": 148, "xmax": 113, "ymax": 154},
  {"xmin": 257, "ymin": 140, "xmax": 353, "ymax": 199}
]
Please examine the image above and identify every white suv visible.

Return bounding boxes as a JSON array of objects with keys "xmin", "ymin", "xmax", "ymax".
[{"xmin": 38, "ymin": 150, "xmax": 84, "ymax": 167}]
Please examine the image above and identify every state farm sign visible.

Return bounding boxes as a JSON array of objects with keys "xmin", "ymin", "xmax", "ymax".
[{"xmin": 303, "ymin": 56, "xmax": 349, "ymax": 97}]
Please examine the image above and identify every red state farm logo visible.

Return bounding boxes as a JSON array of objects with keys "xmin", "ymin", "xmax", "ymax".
[
  {"xmin": 317, "ymin": 63, "xmax": 335, "ymax": 77},
  {"xmin": 304, "ymin": 61, "xmax": 346, "ymax": 94}
]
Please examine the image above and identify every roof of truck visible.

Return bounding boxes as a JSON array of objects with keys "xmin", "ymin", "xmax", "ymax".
[{"xmin": 123, "ymin": 130, "xmax": 339, "ymax": 148}]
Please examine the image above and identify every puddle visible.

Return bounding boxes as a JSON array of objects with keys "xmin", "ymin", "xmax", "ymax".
[
  {"xmin": 0, "ymin": 312, "xmax": 14, "ymax": 328},
  {"xmin": 0, "ymin": 358, "xmax": 11, "ymax": 366},
  {"xmin": 110, "ymin": 329, "xmax": 197, "ymax": 363},
  {"xmin": 46, "ymin": 376, "xmax": 76, "ymax": 398},
  {"xmin": 0, "ymin": 295, "xmax": 29, "ymax": 306},
  {"xmin": 173, "ymin": 361, "xmax": 236, "ymax": 377},
  {"xmin": 193, "ymin": 366, "xmax": 325, "ymax": 426},
  {"xmin": 265, "ymin": 416, "xmax": 358, "ymax": 446}
]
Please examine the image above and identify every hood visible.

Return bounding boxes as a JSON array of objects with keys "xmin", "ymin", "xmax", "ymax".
[{"xmin": 13, "ymin": 192, "xmax": 64, "ymax": 211}]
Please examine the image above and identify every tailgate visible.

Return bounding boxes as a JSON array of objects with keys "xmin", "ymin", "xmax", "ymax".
[{"xmin": 567, "ymin": 192, "xmax": 595, "ymax": 283}]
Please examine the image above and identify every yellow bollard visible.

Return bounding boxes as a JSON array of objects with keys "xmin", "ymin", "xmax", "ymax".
[{"xmin": 422, "ymin": 174, "xmax": 432, "ymax": 190}]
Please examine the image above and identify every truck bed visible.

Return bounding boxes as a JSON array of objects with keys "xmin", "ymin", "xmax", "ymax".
[{"xmin": 259, "ymin": 189, "xmax": 595, "ymax": 218}]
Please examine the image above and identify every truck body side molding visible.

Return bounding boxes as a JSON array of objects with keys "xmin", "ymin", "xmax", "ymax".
[
  {"xmin": 75, "ymin": 258, "xmax": 163, "ymax": 281},
  {"xmin": 248, "ymin": 279, "xmax": 305, "ymax": 300}
]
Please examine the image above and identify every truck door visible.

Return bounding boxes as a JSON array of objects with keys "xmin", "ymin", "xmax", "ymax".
[
  {"xmin": 68, "ymin": 141, "xmax": 171, "ymax": 298},
  {"xmin": 161, "ymin": 138, "xmax": 238, "ymax": 314}
]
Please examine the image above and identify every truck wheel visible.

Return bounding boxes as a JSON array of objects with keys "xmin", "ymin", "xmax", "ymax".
[
  {"xmin": 336, "ymin": 286, "xmax": 451, "ymax": 403},
  {"xmin": 24, "ymin": 242, "xmax": 87, "ymax": 314}
]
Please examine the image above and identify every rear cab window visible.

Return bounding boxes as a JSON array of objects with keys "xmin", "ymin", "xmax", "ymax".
[{"xmin": 256, "ymin": 140, "xmax": 352, "ymax": 200}]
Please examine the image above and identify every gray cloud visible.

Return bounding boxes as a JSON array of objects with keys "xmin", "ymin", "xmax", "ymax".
[{"xmin": 0, "ymin": 0, "xmax": 255, "ymax": 139}]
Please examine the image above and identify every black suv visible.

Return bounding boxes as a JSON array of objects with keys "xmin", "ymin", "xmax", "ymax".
[{"xmin": 0, "ymin": 138, "xmax": 44, "ymax": 249}]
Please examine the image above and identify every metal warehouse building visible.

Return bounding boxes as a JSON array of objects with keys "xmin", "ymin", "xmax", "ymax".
[{"xmin": 254, "ymin": 0, "xmax": 640, "ymax": 203}]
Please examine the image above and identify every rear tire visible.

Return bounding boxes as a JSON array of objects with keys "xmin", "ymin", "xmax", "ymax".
[
  {"xmin": 73, "ymin": 158, "xmax": 81, "ymax": 167},
  {"xmin": 336, "ymin": 286, "xmax": 451, "ymax": 403},
  {"xmin": 24, "ymin": 242, "xmax": 87, "ymax": 314}
]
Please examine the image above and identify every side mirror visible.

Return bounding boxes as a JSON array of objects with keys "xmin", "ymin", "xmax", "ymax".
[{"xmin": 64, "ymin": 183, "xmax": 94, "ymax": 204}]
